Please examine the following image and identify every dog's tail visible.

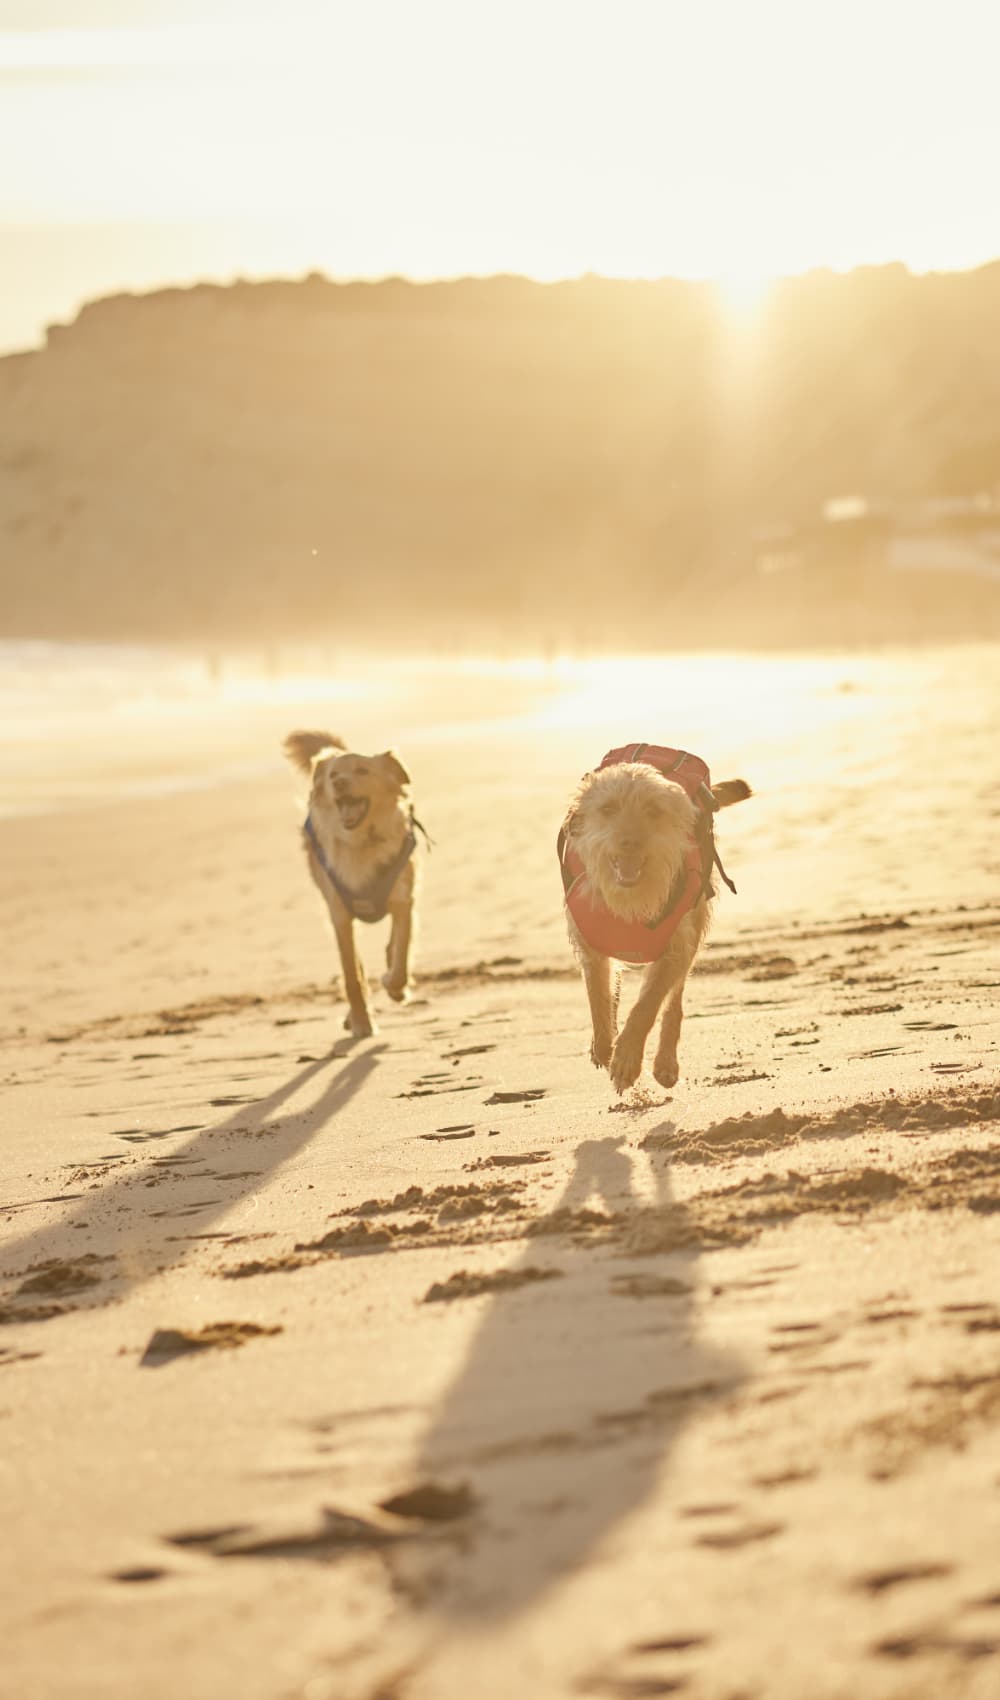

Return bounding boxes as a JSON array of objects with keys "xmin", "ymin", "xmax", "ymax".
[
  {"xmin": 711, "ymin": 778, "xmax": 752, "ymax": 809},
  {"xmin": 282, "ymin": 729, "xmax": 347, "ymax": 773}
]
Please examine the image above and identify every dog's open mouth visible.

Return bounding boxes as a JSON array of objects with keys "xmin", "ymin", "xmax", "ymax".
[
  {"xmin": 336, "ymin": 795, "xmax": 370, "ymax": 831},
  {"xmin": 610, "ymin": 855, "xmax": 645, "ymax": 888}
]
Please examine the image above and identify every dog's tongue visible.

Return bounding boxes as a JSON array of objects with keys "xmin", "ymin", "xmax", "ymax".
[
  {"xmin": 611, "ymin": 855, "xmax": 644, "ymax": 887},
  {"xmin": 338, "ymin": 796, "xmax": 369, "ymax": 831}
]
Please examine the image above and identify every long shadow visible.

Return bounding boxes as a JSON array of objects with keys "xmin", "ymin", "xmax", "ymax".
[
  {"xmin": 394, "ymin": 1132, "xmax": 744, "ymax": 1623},
  {"xmin": 1, "ymin": 1046, "xmax": 383, "ymax": 1318}
]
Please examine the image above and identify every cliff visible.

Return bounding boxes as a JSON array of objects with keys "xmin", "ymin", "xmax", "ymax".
[{"xmin": 3, "ymin": 267, "xmax": 1000, "ymax": 647}]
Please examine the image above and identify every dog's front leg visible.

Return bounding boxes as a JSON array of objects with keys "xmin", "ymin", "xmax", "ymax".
[
  {"xmin": 331, "ymin": 912, "xmax": 376, "ymax": 1037},
  {"xmin": 609, "ymin": 952, "xmax": 679, "ymax": 1094},
  {"xmin": 653, "ymin": 980, "xmax": 687, "ymax": 1088},
  {"xmin": 576, "ymin": 937, "xmax": 616, "ymax": 1069},
  {"xmin": 382, "ymin": 899, "xmax": 413, "ymax": 1003}
]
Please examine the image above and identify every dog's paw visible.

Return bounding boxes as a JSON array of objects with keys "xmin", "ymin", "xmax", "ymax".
[
  {"xmin": 653, "ymin": 1054, "xmax": 680, "ymax": 1089},
  {"xmin": 343, "ymin": 1010, "xmax": 378, "ymax": 1038},
  {"xmin": 609, "ymin": 1032, "xmax": 645, "ymax": 1095},
  {"xmin": 381, "ymin": 973, "xmax": 412, "ymax": 1005}
]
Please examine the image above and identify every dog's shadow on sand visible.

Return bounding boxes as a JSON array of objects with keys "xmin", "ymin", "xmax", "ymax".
[
  {"xmin": 1, "ymin": 1045, "xmax": 383, "ymax": 1315},
  {"xmin": 393, "ymin": 1132, "xmax": 744, "ymax": 1624}
]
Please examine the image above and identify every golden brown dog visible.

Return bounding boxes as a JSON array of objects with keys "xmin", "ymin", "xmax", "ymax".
[
  {"xmin": 284, "ymin": 730, "xmax": 421, "ymax": 1037},
  {"xmin": 561, "ymin": 757, "xmax": 750, "ymax": 1093}
]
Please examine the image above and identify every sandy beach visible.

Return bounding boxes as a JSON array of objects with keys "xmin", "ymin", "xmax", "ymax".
[{"xmin": 2, "ymin": 643, "xmax": 999, "ymax": 1700}]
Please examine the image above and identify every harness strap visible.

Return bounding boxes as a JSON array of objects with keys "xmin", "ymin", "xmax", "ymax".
[
  {"xmin": 304, "ymin": 809, "xmax": 422, "ymax": 923},
  {"xmin": 411, "ymin": 812, "xmax": 435, "ymax": 851},
  {"xmin": 712, "ymin": 844, "xmax": 738, "ymax": 895}
]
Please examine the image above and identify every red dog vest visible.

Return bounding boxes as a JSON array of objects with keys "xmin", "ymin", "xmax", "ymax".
[{"xmin": 558, "ymin": 745, "xmax": 714, "ymax": 965}]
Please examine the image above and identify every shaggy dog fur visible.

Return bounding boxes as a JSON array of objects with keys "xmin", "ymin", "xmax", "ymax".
[
  {"xmin": 284, "ymin": 730, "xmax": 419, "ymax": 1038},
  {"xmin": 562, "ymin": 762, "xmax": 751, "ymax": 1093}
]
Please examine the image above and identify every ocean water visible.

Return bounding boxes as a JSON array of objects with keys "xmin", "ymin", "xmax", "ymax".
[
  {"xmin": 1, "ymin": 639, "xmax": 997, "ymax": 848},
  {"xmin": 0, "ymin": 640, "xmax": 384, "ymax": 817}
]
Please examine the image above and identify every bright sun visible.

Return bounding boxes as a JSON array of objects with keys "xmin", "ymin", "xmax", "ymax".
[{"xmin": 714, "ymin": 269, "xmax": 773, "ymax": 318}]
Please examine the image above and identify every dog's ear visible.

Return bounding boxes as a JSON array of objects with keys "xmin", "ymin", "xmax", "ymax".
[
  {"xmin": 283, "ymin": 730, "xmax": 346, "ymax": 774},
  {"xmin": 376, "ymin": 750, "xmax": 411, "ymax": 789},
  {"xmin": 309, "ymin": 750, "xmax": 338, "ymax": 791},
  {"xmin": 712, "ymin": 779, "xmax": 752, "ymax": 809}
]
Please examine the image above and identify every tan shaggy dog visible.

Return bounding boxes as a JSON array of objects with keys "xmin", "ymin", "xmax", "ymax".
[
  {"xmin": 561, "ymin": 761, "xmax": 751, "ymax": 1094},
  {"xmin": 284, "ymin": 731, "xmax": 420, "ymax": 1038}
]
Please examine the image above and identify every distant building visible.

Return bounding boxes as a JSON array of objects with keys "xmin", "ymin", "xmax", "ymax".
[
  {"xmin": 751, "ymin": 497, "xmax": 889, "ymax": 578},
  {"xmin": 750, "ymin": 491, "xmax": 1000, "ymax": 584},
  {"xmin": 750, "ymin": 522, "xmax": 803, "ymax": 576}
]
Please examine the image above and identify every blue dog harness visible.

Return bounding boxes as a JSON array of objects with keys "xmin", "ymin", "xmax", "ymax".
[{"xmin": 304, "ymin": 809, "xmax": 431, "ymax": 923}]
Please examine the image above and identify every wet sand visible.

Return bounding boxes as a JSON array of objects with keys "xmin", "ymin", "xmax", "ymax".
[{"xmin": 2, "ymin": 647, "xmax": 999, "ymax": 1699}]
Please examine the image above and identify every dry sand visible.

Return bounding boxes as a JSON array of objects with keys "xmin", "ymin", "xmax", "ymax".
[{"xmin": 2, "ymin": 645, "xmax": 999, "ymax": 1700}]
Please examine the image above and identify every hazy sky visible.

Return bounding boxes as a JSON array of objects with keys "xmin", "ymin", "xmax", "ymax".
[{"xmin": 2, "ymin": 0, "xmax": 1000, "ymax": 350}]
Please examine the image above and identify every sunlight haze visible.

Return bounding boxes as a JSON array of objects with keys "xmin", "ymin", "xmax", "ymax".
[{"xmin": 2, "ymin": 0, "xmax": 1000, "ymax": 348}]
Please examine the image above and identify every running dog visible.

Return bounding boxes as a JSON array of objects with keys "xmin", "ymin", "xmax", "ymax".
[
  {"xmin": 559, "ymin": 744, "xmax": 751, "ymax": 1093},
  {"xmin": 284, "ymin": 730, "xmax": 424, "ymax": 1037}
]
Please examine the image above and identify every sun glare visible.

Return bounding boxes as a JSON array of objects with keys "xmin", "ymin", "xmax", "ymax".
[{"xmin": 715, "ymin": 268, "xmax": 773, "ymax": 319}]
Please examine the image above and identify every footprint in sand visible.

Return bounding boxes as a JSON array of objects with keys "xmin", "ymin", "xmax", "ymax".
[
  {"xmin": 140, "ymin": 1321, "xmax": 282, "ymax": 1365},
  {"xmin": 693, "ymin": 1520, "xmax": 784, "ymax": 1549},
  {"xmin": 579, "ymin": 1673, "xmax": 693, "ymax": 1696},
  {"xmin": 3, "ymin": 1190, "xmax": 86, "ymax": 1212},
  {"xmin": 0, "ymin": 1300, "xmax": 66, "ymax": 1324},
  {"xmin": 465, "ymin": 1150, "xmax": 550, "ymax": 1169},
  {"xmin": 379, "ymin": 1481, "xmax": 477, "ymax": 1520},
  {"xmin": 610, "ymin": 1273, "xmax": 691, "ymax": 1299},
  {"xmin": 752, "ymin": 1468, "xmax": 817, "ymax": 1489},
  {"xmin": 399, "ymin": 1074, "xmax": 482, "ymax": 1099},
  {"xmin": 840, "ymin": 1003, "xmax": 905, "ymax": 1019},
  {"xmin": 164, "ymin": 1506, "xmax": 403, "ymax": 1560},
  {"xmin": 423, "ymin": 1266, "xmax": 561, "ymax": 1304},
  {"xmin": 854, "ymin": 1561, "xmax": 953, "ymax": 1594},
  {"xmin": 149, "ymin": 1201, "xmax": 222, "ymax": 1219},
  {"xmin": 485, "ymin": 1088, "xmax": 546, "ymax": 1105},
  {"xmin": 165, "ymin": 1523, "xmax": 249, "ymax": 1548},
  {"xmin": 579, "ymin": 1632, "xmax": 712, "ymax": 1697},
  {"xmin": 872, "ymin": 1631, "xmax": 999, "ymax": 1661},
  {"xmin": 800, "ymin": 1359, "xmax": 871, "ymax": 1374},
  {"xmin": 630, "ymin": 1637, "xmax": 711, "ymax": 1654},
  {"xmin": 16, "ymin": 1256, "xmax": 107, "ymax": 1297}
]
